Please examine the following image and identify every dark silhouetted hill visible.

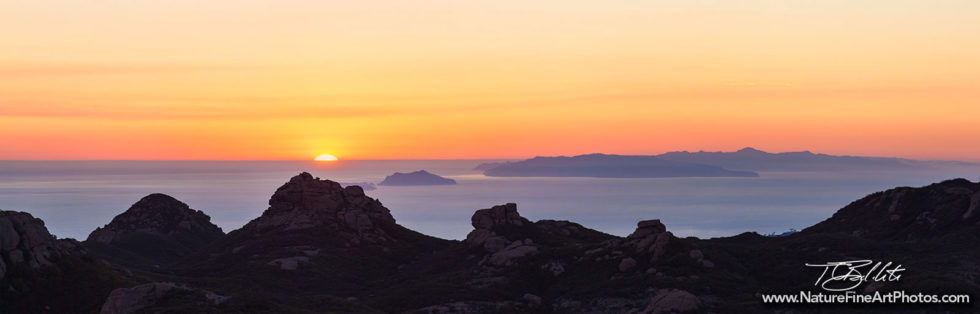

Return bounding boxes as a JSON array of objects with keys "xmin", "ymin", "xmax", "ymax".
[{"xmin": 84, "ymin": 193, "xmax": 224, "ymax": 268}]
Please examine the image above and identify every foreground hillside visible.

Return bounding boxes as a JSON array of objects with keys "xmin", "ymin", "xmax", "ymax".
[{"xmin": 2, "ymin": 173, "xmax": 978, "ymax": 313}]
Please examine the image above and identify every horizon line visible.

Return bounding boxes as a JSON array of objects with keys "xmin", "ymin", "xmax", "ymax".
[{"xmin": 1, "ymin": 147, "xmax": 978, "ymax": 163}]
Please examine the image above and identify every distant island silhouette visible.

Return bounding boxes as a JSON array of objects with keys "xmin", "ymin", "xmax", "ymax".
[
  {"xmin": 656, "ymin": 147, "xmax": 979, "ymax": 171},
  {"xmin": 340, "ymin": 182, "xmax": 377, "ymax": 191},
  {"xmin": 477, "ymin": 148, "xmax": 977, "ymax": 176},
  {"xmin": 378, "ymin": 170, "xmax": 457, "ymax": 186},
  {"xmin": 481, "ymin": 154, "xmax": 759, "ymax": 178}
]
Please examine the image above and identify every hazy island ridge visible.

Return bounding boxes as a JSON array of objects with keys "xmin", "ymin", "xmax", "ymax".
[
  {"xmin": 481, "ymin": 154, "xmax": 759, "ymax": 178},
  {"xmin": 476, "ymin": 147, "xmax": 978, "ymax": 177}
]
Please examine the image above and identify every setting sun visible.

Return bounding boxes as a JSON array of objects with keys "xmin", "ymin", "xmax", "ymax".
[{"xmin": 314, "ymin": 154, "xmax": 338, "ymax": 161}]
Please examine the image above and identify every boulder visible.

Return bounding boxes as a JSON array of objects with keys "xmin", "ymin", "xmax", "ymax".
[
  {"xmin": 624, "ymin": 219, "xmax": 674, "ymax": 261},
  {"xmin": 619, "ymin": 257, "xmax": 637, "ymax": 272},
  {"xmin": 523, "ymin": 293, "xmax": 542, "ymax": 306},
  {"xmin": 470, "ymin": 203, "xmax": 526, "ymax": 230},
  {"xmin": 542, "ymin": 260, "xmax": 565, "ymax": 276},
  {"xmin": 100, "ymin": 282, "xmax": 228, "ymax": 314},
  {"xmin": 645, "ymin": 289, "xmax": 700, "ymax": 313},
  {"xmin": 487, "ymin": 241, "xmax": 538, "ymax": 266},
  {"xmin": 100, "ymin": 282, "xmax": 181, "ymax": 314},
  {"xmin": 689, "ymin": 249, "xmax": 703, "ymax": 261},
  {"xmin": 267, "ymin": 256, "xmax": 311, "ymax": 270}
]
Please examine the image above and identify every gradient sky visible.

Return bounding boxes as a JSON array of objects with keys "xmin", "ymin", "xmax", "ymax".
[{"xmin": 2, "ymin": 1, "xmax": 979, "ymax": 160}]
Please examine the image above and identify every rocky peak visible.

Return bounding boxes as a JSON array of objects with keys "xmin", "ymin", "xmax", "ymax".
[
  {"xmin": 803, "ymin": 178, "xmax": 980, "ymax": 240},
  {"xmin": 1, "ymin": 210, "xmax": 66, "ymax": 280},
  {"xmin": 242, "ymin": 172, "xmax": 397, "ymax": 245},
  {"xmin": 83, "ymin": 194, "xmax": 224, "ymax": 268},
  {"xmin": 87, "ymin": 193, "xmax": 223, "ymax": 245}
]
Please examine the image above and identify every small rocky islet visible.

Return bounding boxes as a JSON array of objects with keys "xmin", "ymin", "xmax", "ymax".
[{"xmin": 378, "ymin": 170, "xmax": 457, "ymax": 186}]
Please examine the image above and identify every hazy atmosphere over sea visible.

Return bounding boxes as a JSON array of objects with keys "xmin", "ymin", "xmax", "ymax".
[{"xmin": 3, "ymin": 159, "xmax": 980, "ymax": 241}]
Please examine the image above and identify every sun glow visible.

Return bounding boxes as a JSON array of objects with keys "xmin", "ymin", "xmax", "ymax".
[
  {"xmin": 314, "ymin": 154, "xmax": 338, "ymax": 161},
  {"xmin": 3, "ymin": 1, "xmax": 980, "ymax": 161}
]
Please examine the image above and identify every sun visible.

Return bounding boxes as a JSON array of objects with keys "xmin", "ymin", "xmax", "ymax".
[{"xmin": 314, "ymin": 154, "xmax": 338, "ymax": 161}]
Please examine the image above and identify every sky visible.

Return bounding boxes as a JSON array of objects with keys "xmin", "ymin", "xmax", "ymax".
[{"xmin": 2, "ymin": 1, "xmax": 979, "ymax": 161}]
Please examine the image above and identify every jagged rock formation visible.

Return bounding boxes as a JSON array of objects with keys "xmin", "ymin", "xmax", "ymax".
[
  {"xmin": 464, "ymin": 203, "xmax": 614, "ymax": 266},
  {"xmin": 84, "ymin": 193, "xmax": 224, "ymax": 267},
  {"xmin": 242, "ymin": 172, "xmax": 400, "ymax": 244},
  {"xmin": 188, "ymin": 172, "xmax": 447, "ymax": 275},
  {"xmin": 803, "ymin": 178, "xmax": 980, "ymax": 240},
  {"xmin": 378, "ymin": 170, "xmax": 457, "ymax": 186},
  {"xmin": 454, "ymin": 203, "xmax": 712, "ymax": 313},
  {"xmin": 0, "ymin": 211, "xmax": 66, "ymax": 279},
  {"xmin": 465, "ymin": 203, "xmax": 530, "ymax": 254},
  {"xmin": 1, "ymin": 211, "xmax": 131, "ymax": 314}
]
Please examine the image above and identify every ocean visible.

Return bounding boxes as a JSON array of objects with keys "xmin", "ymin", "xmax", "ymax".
[{"xmin": 2, "ymin": 160, "xmax": 979, "ymax": 241}]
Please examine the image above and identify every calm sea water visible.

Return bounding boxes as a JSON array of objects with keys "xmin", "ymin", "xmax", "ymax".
[{"xmin": 2, "ymin": 160, "xmax": 979, "ymax": 241}]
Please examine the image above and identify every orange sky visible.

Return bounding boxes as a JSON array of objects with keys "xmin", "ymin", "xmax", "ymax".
[{"xmin": 2, "ymin": 1, "xmax": 979, "ymax": 161}]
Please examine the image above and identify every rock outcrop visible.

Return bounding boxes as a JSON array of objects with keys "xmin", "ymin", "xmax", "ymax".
[
  {"xmin": 0, "ymin": 211, "xmax": 66, "ymax": 279},
  {"xmin": 464, "ymin": 204, "xmax": 538, "ymax": 266},
  {"xmin": 625, "ymin": 220, "xmax": 673, "ymax": 261},
  {"xmin": 464, "ymin": 203, "xmax": 615, "ymax": 268},
  {"xmin": 84, "ymin": 193, "xmax": 224, "ymax": 267},
  {"xmin": 188, "ymin": 172, "xmax": 448, "ymax": 273},
  {"xmin": 1, "ymin": 210, "xmax": 128, "ymax": 314},
  {"xmin": 241, "ymin": 172, "xmax": 401, "ymax": 245}
]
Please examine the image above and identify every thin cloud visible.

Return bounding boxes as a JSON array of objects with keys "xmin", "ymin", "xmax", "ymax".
[
  {"xmin": 0, "ymin": 64, "xmax": 261, "ymax": 77},
  {"xmin": 566, "ymin": 85, "xmax": 978, "ymax": 102},
  {"xmin": 0, "ymin": 97, "xmax": 529, "ymax": 120},
  {"xmin": 0, "ymin": 100, "xmax": 400, "ymax": 120}
]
